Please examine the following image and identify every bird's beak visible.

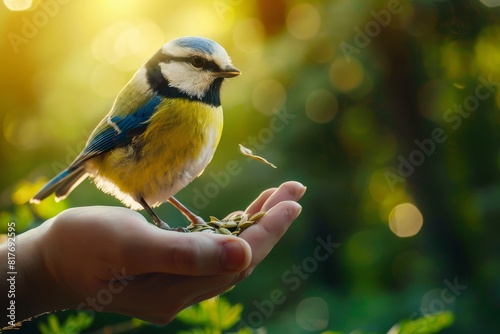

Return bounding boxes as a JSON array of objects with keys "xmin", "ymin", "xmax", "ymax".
[{"xmin": 217, "ymin": 65, "xmax": 241, "ymax": 78}]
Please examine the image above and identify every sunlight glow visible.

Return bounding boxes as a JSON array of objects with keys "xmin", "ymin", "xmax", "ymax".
[
  {"xmin": 90, "ymin": 64, "xmax": 128, "ymax": 98},
  {"xmin": 91, "ymin": 20, "xmax": 164, "ymax": 71},
  {"xmin": 3, "ymin": 0, "xmax": 39, "ymax": 11}
]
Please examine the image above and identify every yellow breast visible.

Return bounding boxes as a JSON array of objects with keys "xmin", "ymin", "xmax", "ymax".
[{"xmin": 94, "ymin": 98, "xmax": 223, "ymax": 209}]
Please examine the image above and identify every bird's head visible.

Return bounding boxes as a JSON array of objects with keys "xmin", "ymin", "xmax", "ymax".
[{"xmin": 145, "ymin": 36, "xmax": 240, "ymax": 105}]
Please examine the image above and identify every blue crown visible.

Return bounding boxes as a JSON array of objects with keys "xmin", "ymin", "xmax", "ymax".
[{"xmin": 175, "ymin": 36, "xmax": 219, "ymax": 55}]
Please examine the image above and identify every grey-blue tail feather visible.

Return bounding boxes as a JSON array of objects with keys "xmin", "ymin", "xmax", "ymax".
[{"xmin": 30, "ymin": 166, "xmax": 88, "ymax": 203}]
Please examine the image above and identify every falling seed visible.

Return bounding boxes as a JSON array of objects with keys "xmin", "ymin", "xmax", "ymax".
[{"xmin": 239, "ymin": 144, "xmax": 277, "ymax": 168}]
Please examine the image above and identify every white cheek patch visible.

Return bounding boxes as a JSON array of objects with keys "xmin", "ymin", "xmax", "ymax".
[{"xmin": 161, "ymin": 62, "xmax": 214, "ymax": 99}]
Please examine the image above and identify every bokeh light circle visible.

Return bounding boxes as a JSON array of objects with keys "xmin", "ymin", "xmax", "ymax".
[
  {"xmin": 330, "ymin": 57, "xmax": 364, "ymax": 92},
  {"xmin": 252, "ymin": 79, "xmax": 287, "ymax": 115},
  {"xmin": 479, "ymin": 0, "xmax": 500, "ymax": 8},
  {"xmin": 475, "ymin": 26, "xmax": 500, "ymax": 78},
  {"xmin": 295, "ymin": 297, "xmax": 329, "ymax": 331},
  {"xmin": 287, "ymin": 3, "xmax": 321, "ymax": 40},
  {"xmin": 306, "ymin": 89, "xmax": 338, "ymax": 124},
  {"xmin": 388, "ymin": 203, "xmax": 423, "ymax": 237}
]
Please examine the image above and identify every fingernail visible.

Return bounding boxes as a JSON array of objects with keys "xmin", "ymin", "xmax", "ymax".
[
  {"xmin": 299, "ymin": 185, "xmax": 307, "ymax": 198},
  {"xmin": 221, "ymin": 240, "xmax": 247, "ymax": 271},
  {"xmin": 292, "ymin": 203, "xmax": 303, "ymax": 220}
]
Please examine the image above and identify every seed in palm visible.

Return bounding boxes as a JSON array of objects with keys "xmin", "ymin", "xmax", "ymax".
[{"xmin": 187, "ymin": 212, "xmax": 266, "ymax": 236}]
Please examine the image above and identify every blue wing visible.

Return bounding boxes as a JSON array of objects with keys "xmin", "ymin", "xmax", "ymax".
[{"xmin": 71, "ymin": 95, "xmax": 162, "ymax": 167}]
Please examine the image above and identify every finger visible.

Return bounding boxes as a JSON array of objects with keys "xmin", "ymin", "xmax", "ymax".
[
  {"xmin": 240, "ymin": 201, "xmax": 302, "ymax": 272},
  {"xmin": 259, "ymin": 181, "xmax": 306, "ymax": 213},
  {"xmin": 224, "ymin": 186, "xmax": 279, "ymax": 219},
  {"xmin": 122, "ymin": 228, "xmax": 252, "ymax": 276},
  {"xmin": 110, "ymin": 197, "xmax": 301, "ymax": 320},
  {"xmin": 244, "ymin": 187, "xmax": 278, "ymax": 214}
]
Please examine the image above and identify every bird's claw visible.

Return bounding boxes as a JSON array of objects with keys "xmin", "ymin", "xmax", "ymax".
[
  {"xmin": 157, "ymin": 221, "xmax": 189, "ymax": 233},
  {"xmin": 191, "ymin": 216, "xmax": 207, "ymax": 226}
]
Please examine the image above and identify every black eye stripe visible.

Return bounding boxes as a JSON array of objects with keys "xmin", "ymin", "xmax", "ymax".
[
  {"xmin": 202, "ymin": 59, "xmax": 222, "ymax": 72},
  {"xmin": 153, "ymin": 55, "xmax": 221, "ymax": 72}
]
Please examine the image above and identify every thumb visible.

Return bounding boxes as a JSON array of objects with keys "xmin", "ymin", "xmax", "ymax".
[{"xmin": 123, "ymin": 228, "xmax": 252, "ymax": 276}]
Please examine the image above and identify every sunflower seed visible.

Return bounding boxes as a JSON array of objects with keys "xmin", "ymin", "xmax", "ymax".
[
  {"xmin": 186, "ymin": 210, "xmax": 266, "ymax": 236},
  {"xmin": 238, "ymin": 221, "xmax": 254, "ymax": 231},
  {"xmin": 218, "ymin": 227, "xmax": 232, "ymax": 235},
  {"xmin": 208, "ymin": 221, "xmax": 222, "ymax": 228},
  {"xmin": 222, "ymin": 221, "xmax": 238, "ymax": 229},
  {"xmin": 249, "ymin": 212, "xmax": 266, "ymax": 222}
]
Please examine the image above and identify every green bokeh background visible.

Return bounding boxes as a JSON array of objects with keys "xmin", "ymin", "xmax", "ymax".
[{"xmin": 1, "ymin": 0, "xmax": 499, "ymax": 332}]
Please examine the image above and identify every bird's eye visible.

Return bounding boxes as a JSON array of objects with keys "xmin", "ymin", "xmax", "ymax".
[{"xmin": 190, "ymin": 56, "xmax": 205, "ymax": 68}]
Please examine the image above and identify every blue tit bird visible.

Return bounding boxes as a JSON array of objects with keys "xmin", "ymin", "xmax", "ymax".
[{"xmin": 30, "ymin": 36, "xmax": 241, "ymax": 230}]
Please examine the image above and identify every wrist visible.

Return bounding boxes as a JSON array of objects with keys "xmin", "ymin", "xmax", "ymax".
[{"xmin": 1, "ymin": 221, "xmax": 68, "ymax": 327}]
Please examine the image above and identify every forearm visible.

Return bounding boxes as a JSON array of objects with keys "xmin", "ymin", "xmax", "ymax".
[{"xmin": 1, "ymin": 222, "xmax": 63, "ymax": 327}]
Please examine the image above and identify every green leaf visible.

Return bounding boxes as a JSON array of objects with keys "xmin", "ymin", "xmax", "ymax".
[
  {"xmin": 207, "ymin": 297, "xmax": 224, "ymax": 329},
  {"xmin": 38, "ymin": 322, "xmax": 51, "ymax": 334},
  {"xmin": 131, "ymin": 318, "xmax": 149, "ymax": 328},
  {"xmin": 236, "ymin": 328, "xmax": 254, "ymax": 334},
  {"xmin": 177, "ymin": 301, "xmax": 211, "ymax": 326},
  {"xmin": 388, "ymin": 311, "xmax": 454, "ymax": 334},
  {"xmin": 219, "ymin": 301, "xmax": 243, "ymax": 329},
  {"xmin": 37, "ymin": 312, "xmax": 94, "ymax": 334},
  {"xmin": 206, "ymin": 296, "xmax": 242, "ymax": 330},
  {"xmin": 62, "ymin": 312, "xmax": 94, "ymax": 333},
  {"xmin": 177, "ymin": 297, "xmax": 243, "ymax": 331},
  {"xmin": 47, "ymin": 314, "xmax": 61, "ymax": 333},
  {"xmin": 177, "ymin": 329, "xmax": 213, "ymax": 334}
]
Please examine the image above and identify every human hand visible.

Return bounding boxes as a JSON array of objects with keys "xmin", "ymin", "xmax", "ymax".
[{"xmin": 4, "ymin": 181, "xmax": 305, "ymax": 325}]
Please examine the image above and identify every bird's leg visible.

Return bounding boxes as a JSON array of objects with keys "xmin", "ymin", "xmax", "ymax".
[
  {"xmin": 168, "ymin": 196, "xmax": 206, "ymax": 225},
  {"xmin": 138, "ymin": 197, "xmax": 187, "ymax": 232}
]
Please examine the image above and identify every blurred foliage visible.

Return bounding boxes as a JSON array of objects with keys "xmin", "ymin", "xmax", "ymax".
[
  {"xmin": 33, "ymin": 298, "xmax": 453, "ymax": 334},
  {"xmin": 38, "ymin": 312, "xmax": 93, "ymax": 334},
  {"xmin": 387, "ymin": 311, "xmax": 454, "ymax": 334},
  {"xmin": 176, "ymin": 297, "xmax": 244, "ymax": 333},
  {"xmin": 1, "ymin": 0, "xmax": 500, "ymax": 333}
]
